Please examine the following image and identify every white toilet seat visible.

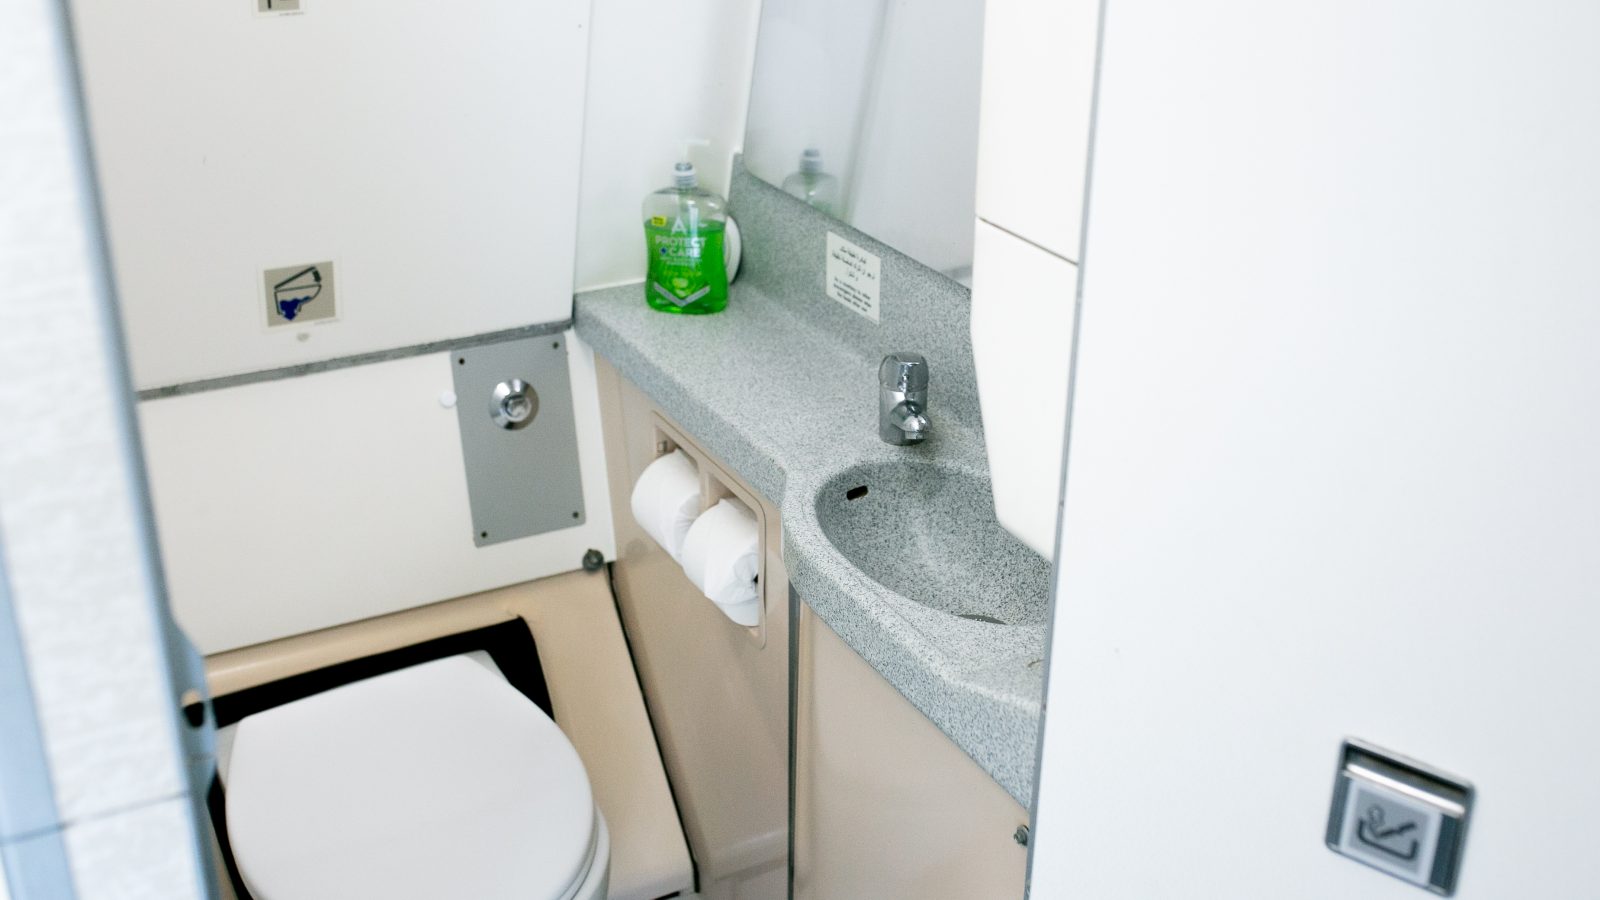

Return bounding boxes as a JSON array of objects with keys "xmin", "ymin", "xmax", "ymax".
[{"xmin": 225, "ymin": 655, "xmax": 607, "ymax": 900}]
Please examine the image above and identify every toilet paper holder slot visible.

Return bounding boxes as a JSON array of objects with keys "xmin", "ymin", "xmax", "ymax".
[{"xmin": 650, "ymin": 414, "xmax": 769, "ymax": 647}]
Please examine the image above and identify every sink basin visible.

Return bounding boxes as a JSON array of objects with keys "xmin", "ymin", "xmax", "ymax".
[{"xmin": 814, "ymin": 461, "xmax": 1052, "ymax": 627}]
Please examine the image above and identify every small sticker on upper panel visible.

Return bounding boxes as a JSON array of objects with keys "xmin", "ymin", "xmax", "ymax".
[
  {"xmin": 257, "ymin": 0, "xmax": 301, "ymax": 13},
  {"xmin": 263, "ymin": 261, "xmax": 335, "ymax": 327},
  {"xmin": 826, "ymin": 232, "xmax": 881, "ymax": 323}
]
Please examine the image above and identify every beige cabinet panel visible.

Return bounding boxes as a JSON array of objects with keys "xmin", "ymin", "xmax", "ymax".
[
  {"xmin": 795, "ymin": 605, "xmax": 1028, "ymax": 900},
  {"xmin": 595, "ymin": 359, "xmax": 789, "ymax": 898}
]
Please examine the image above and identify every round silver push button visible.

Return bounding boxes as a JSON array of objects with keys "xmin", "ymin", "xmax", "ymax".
[{"xmin": 490, "ymin": 378, "xmax": 539, "ymax": 430}]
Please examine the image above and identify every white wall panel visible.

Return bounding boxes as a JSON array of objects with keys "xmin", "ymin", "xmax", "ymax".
[
  {"xmin": 975, "ymin": 0, "xmax": 1098, "ymax": 261},
  {"xmin": 1033, "ymin": 2, "xmax": 1600, "ymax": 897},
  {"xmin": 70, "ymin": 0, "xmax": 591, "ymax": 390},
  {"xmin": 574, "ymin": 0, "xmax": 760, "ymax": 291},
  {"xmin": 971, "ymin": 0, "xmax": 1095, "ymax": 558},
  {"xmin": 969, "ymin": 221, "xmax": 1076, "ymax": 561},
  {"xmin": 138, "ymin": 336, "xmax": 615, "ymax": 653}
]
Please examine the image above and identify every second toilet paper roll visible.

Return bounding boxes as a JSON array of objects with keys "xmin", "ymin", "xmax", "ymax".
[
  {"xmin": 680, "ymin": 498, "xmax": 761, "ymax": 625},
  {"xmin": 630, "ymin": 450, "xmax": 703, "ymax": 561}
]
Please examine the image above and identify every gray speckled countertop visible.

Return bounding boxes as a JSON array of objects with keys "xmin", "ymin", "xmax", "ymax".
[{"xmin": 574, "ymin": 165, "xmax": 1048, "ymax": 806}]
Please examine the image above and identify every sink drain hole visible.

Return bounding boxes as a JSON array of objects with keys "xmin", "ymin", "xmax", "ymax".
[
  {"xmin": 958, "ymin": 613, "xmax": 1007, "ymax": 625},
  {"xmin": 845, "ymin": 485, "xmax": 869, "ymax": 501}
]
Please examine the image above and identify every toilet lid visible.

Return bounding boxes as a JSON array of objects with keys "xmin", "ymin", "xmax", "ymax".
[{"xmin": 225, "ymin": 655, "xmax": 596, "ymax": 900}]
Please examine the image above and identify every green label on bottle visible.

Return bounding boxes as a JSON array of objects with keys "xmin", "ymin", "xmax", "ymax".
[{"xmin": 645, "ymin": 215, "xmax": 727, "ymax": 311}]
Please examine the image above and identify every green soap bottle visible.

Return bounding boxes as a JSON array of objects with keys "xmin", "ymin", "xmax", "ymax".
[{"xmin": 643, "ymin": 161, "xmax": 729, "ymax": 314}]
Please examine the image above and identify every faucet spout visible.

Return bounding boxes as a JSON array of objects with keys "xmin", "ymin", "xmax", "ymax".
[
  {"xmin": 878, "ymin": 353, "xmax": 930, "ymax": 445},
  {"xmin": 888, "ymin": 401, "xmax": 929, "ymax": 441}
]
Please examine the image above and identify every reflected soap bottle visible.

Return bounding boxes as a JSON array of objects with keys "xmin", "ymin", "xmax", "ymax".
[
  {"xmin": 781, "ymin": 148, "xmax": 841, "ymax": 216},
  {"xmin": 643, "ymin": 161, "xmax": 729, "ymax": 315}
]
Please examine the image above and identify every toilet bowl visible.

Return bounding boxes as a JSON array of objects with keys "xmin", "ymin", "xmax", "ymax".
[{"xmin": 223, "ymin": 655, "xmax": 609, "ymax": 900}]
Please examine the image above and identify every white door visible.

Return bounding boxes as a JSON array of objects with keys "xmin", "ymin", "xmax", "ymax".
[{"xmin": 1031, "ymin": 2, "xmax": 1600, "ymax": 897}]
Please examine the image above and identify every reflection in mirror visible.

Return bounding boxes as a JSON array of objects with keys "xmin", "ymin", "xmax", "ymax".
[{"xmin": 744, "ymin": 0, "xmax": 986, "ymax": 285}]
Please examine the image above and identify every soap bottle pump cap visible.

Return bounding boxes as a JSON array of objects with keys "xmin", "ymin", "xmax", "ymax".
[
  {"xmin": 799, "ymin": 148, "xmax": 824, "ymax": 175},
  {"xmin": 673, "ymin": 161, "xmax": 698, "ymax": 190}
]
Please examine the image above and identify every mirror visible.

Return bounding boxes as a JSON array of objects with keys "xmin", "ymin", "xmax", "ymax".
[{"xmin": 743, "ymin": 0, "xmax": 986, "ymax": 285}]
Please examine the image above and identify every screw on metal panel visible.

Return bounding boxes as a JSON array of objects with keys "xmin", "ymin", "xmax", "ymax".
[
  {"xmin": 1014, "ymin": 825, "xmax": 1030, "ymax": 846},
  {"xmin": 582, "ymin": 549, "xmax": 604, "ymax": 571}
]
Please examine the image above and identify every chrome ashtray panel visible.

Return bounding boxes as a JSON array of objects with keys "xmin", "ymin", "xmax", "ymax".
[{"xmin": 1326, "ymin": 739, "xmax": 1473, "ymax": 895}]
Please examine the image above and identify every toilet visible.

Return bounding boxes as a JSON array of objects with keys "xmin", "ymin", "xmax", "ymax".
[{"xmin": 222, "ymin": 655, "xmax": 609, "ymax": 900}]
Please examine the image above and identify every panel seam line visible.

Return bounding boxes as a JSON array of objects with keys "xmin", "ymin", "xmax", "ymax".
[
  {"xmin": 136, "ymin": 318, "xmax": 574, "ymax": 401},
  {"xmin": 976, "ymin": 216, "xmax": 1079, "ymax": 266}
]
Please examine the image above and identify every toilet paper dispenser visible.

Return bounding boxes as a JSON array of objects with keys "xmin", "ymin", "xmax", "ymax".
[{"xmin": 634, "ymin": 414, "xmax": 770, "ymax": 647}]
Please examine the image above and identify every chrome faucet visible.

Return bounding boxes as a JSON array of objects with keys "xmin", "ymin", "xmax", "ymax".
[{"xmin": 878, "ymin": 353, "xmax": 929, "ymax": 445}]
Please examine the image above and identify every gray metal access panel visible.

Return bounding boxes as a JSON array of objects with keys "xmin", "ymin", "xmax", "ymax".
[{"xmin": 450, "ymin": 334, "xmax": 586, "ymax": 547}]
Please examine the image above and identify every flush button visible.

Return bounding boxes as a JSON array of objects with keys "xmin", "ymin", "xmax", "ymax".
[
  {"xmin": 490, "ymin": 378, "xmax": 539, "ymax": 431},
  {"xmin": 1326, "ymin": 740, "xmax": 1473, "ymax": 895}
]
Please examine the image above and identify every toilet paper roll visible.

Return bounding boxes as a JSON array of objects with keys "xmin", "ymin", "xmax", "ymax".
[
  {"xmin": 679, "ymin": 498, "xmax": 761, "ymax": 619},
  {"xmin": 715, "ymin": 595, "xmax": 761, "ymax": 628},
  {"xmin": 630, "ymin": 450, "xmax": 703, "ymax": 561}
]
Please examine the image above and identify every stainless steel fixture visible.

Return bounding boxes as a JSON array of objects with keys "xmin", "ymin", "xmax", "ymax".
[
  {"xmin": 1326, "ymin": 740, "xmax": 1473, "ymax": 895},
  {"xmin": 452, "ymin": 337, "xmax": 585, "ymax": 547},
  {"xmin": 491, "ymin": 378, "xmax": 539, "ymax": 431},
  {"xmin": 879, "ymin": 353, "xmax": 930, "ymax": 445}
]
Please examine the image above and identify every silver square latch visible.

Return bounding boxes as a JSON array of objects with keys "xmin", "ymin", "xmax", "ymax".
[{"xmin": 1326, "ymin": 739, "xmax": 1473, "ymax": 895}]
